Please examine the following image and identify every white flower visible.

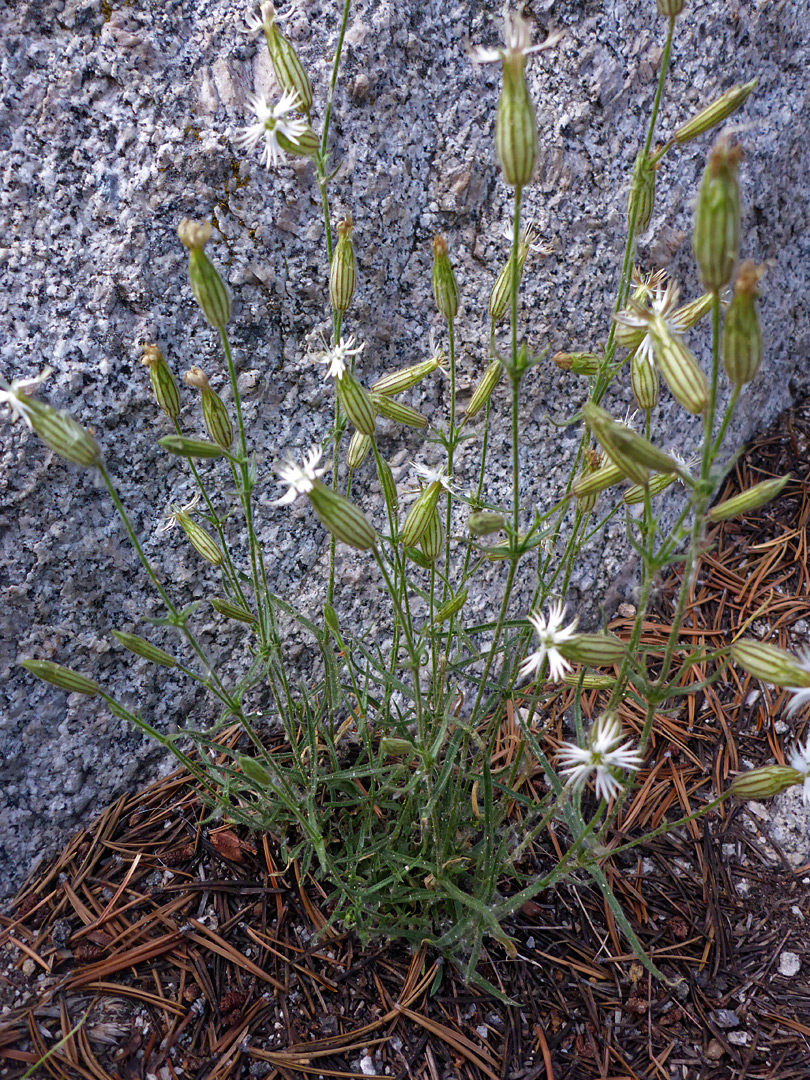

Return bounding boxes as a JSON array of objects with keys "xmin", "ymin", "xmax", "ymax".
[
  {"xmin": 519, "ymin": 600, "xmax": 579, "ymax": 683},
  {"xmin": 272, "ymin": 445, "xmax": 327, "ymax": 505},
  {"xmin": 788, "ymin": 734, "xmax": 810, "ymax": 804},
  {"xmin": 239, "ymin": 1, "xmax": 289, "ymax": 34},
  {"xmin": 317, "ymin": 336, "xmax": 365, "ymax": 382},
  {"xmin": 469, "ymin": 9, "xmax": 564, "ymax": 65},
  {"xmin": 0, "ymin": 368, "xmax": 52, "ymax": 430},
  {"xmin": 557, "ymin": 713, "xmax": 642, "ymax": 802},
  {"xmin": 785, "ymin": 649, "xmax": 810, "ymax": 718},
  {"xmin": 234, "ymin": 90, "xmax": 308, "ymax": 169},
  {"xmin": 412, "ymin": 462, "xmax": 452, "ymax": 490},
  {"xmin": 158, "ymin": 492, "xmax": 200, "ymax": 535},
  {"xmin": 615, "ymin": 275, "xmax": 685, "ymax": 370}
]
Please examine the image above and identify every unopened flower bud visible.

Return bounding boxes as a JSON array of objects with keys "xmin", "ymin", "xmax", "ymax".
[
  {"xmin": 239, "ymin": 754, "xmax": 275, "ymax": 786},
  {"xmin": 24, "ymin": 398, "xmax": 102, "ymax": 468},
  {"xmin": 468, "ymin": 511, "xmax": 505, "ymax": 536},
  {"xmin": 674, "ymin": 79, "xmax": 757, "ymax": 145},
  {"xmin": 630, "ymin": 350, "xmax": 659, "ymax": 410},
  {"xmin": 656, "ymin": 0, "xmax": 684, "ymax": 15},
  {"xmin": 210, "ymin": 597, "xmax": 258, "ymax": 625},
  {"xmin": 419, "ymin": 506, "xmax": 444, "ymax": 561},
  {"xmin": 627, "ymin": 150, "xmax": 656, "ymax": 236},
  {"xmin": 371, "ymin": 352, "xmax": 444, "ymax": 396},
  {"xmin": 21, "ymin": 659, "xmax": 98, "ymax": 696},
  {"xmin": 401, "ymin": 480, "xmax": 443, "ymax": 548},
  {"xmin": 375, "ymin": 454, "xmax": 398, "ymax": 513},
  {"xmin": 583, "ymin": 402, "xmax": 679, "ymax": 486},
  {"xmin": 709, "ymin": 475, "xmax": 790, "ymax": 522},
  {"xmin": 432, "ymin": 236, "xmax": 459, "ymax": 321},
  {"xmin": 731, "ymin": 639, "xmax": 810, "ymax": 689},
  {"xmin": 434, "ymin": 588, "xmax": 468, "ymax": 624},
  {"xmin": 185, "ymin": 367, "xmax": 233, "ymax": 451},
  {"xmin": 141, "ymin": 344, "xmax": 181, "ymax": 420},
  {"xmin": 553, "ymin": 352, "xmax": 600, "ymax": 377},
  {"xmin": 112, "ymin": 631, "xmax": 177, "ymax": 667},
  {"xmin": 648, "ymin": 314, "xmax": 709, "ymax": 414},
  {"xmin": 729, "ymin": 765, "xmax": 801, "ymax": 801},
  {"xmin": 308, "ymin": 483, "xmax": 377, "ymax": 550},
  {"xmin": 496, "ymin": 51, "xmax": 538, "ymax": 187},
  {"xmin": 722, "ymin": 261, "xmax": 763, "ymax": 386},
  {"xmin": 560, "ymin": 633, "xmax": 626, "ymax": 667},
  {"xmin": 404, "ymin": 546, "xmax": 434, "ymax": 569},
  {"xmin": 623, "ymin": 469, "xmax": 679, "ymax": 505},
  {"xmin": 465, "ymin": 360, "xmax": 502, "ymax": 420},
  {"xmin": 561, "ymin": 672, "xmax": 616, "ymax": 689},
  {"xmin": 572, "ymin": 458, "xmax": 625, "ymax": 502},
  {"xmin": 673, "ymin": 291, "xmax": 713, "ymax": 331},
  {"xmin": 262, "ymin": 7, "xmax": 313, "ymax": 113},
  {"xmin": 489, "ymin": 231, "xmax": 533, "ymax": 321},
  {"xmin": 179, "ymin": 219, "xmax": 231, "ymax": 328},
  {"xmin": 347, "ymin": 430, "xmax": 372, "ymax": 470},
  {"xmin": 337, "ymin": 371, "xmax": 376, "ymax": 436},
  {"xmin": 693, "ymin": 139, "xmax": 742, "ymax": 291},
  {"xmin": 158, "ymin": 435, "xmax": 225, "ymax": 459},
  {"xmin": 329, "ymin": 215, "xmax": 356, "ymax": 313},
  {"xmin": 370, "ymin": 393, "xmax": 428, "ymax": 429}
]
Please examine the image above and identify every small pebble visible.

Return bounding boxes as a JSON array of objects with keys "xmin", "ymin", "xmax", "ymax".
[
  {"xmin": 727, "ymin": 1031, "xmax": 752, "ymax": 1046},
  {"xmin": 710, "ymin": 1008, "xmax": 739, "ymax": 1029},
  {"xmin": 705, "ymin": 1037, "xmax": 725, "ymax": 1060},
  {"xmin": 779, "ymin": 950, "xmax": 801, "ymax": 976},
  {"xmin": 22, "ymin": 958, "xmax": 36, "ymax": 977}
]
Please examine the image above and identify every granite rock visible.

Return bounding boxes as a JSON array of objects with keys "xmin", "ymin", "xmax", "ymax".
[{"xmin": 0, "ymin": 0, "xmax": 807, "ymax": 897}]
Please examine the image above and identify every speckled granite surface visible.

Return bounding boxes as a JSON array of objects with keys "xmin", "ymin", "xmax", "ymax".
[{"xmin": 1, "ymin": 0, "xmax": 807, "ymax": 896}]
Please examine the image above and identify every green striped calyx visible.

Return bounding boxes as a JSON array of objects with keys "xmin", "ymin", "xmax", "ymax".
[
  {"xmin": 692, "ymin": 139, "xmax": 741, "ymax": 291},
  {"xmin": 431, "ymin": 235, "xmax": 459, "ymax": 321},
  {"xmin": 178, "ymin": 219, "xmax": 231, "ymax": 328},
  {"xmin": 722, "ymin": 261, "xmax": 763, "ymax": 387},
  {"xmin": 496, "ymin": 51, "xmax": 538, "ymax": 188},
  {"xmin": 184, "ymin": 367, "xmax": 233, "ymax": 451},
  {"xmin": 307, "ymin": 482, "xmax": 377, "ymax": 550},
  {"xmin": 329, "ymin": 215, "xmax": 356, "ymax": 314},
  {"xmin": 141, "ymin": 345, "xmax": 181, "ymax": 420},
  {"xmin": 24, "ymin": 398, "xmax": 102, "ymax": 468},
  {"xmin": 112, "ymin": 631, "xmax": 177, "ymax": 667},
  {"xmin": 401, "ymin": 480, "xmax": 443, "ymax": 548},
  {"xmin": 21, "ymin": 659, "xmax": 98, "ymax": 696}
]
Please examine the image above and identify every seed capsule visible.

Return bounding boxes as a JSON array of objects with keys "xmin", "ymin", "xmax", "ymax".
[
  {"xmin": 630, "ymin": 349, "xmax": 659, "ymax": 410},
  {"xmin": 24, "ymin": 399, "xmax": 102, "ymax": 468},
  {"xmin": 141, "ymin": 345, "xmax": 181, "ymax": 420},
  {"xmin": 277, "ymin": 126, "xmax": 320, "ymax": 158},
  {"xmin": 656, "ymin": 0, "xmax": 684, "ymax": 15},
  {"xmin": 731, "ymin": 639, "xmax": 810, "ymax": 689},
  {"xmin": 371, "ymin": 353, "xmax": 443, "ymax": 396},
  {"xmin": 347, "ymin": 430, "xmax": 372, "ymax": 470},
  {"xmin": 432, "ymin": 236, "xmax": 459, "ymax": 321},
  {"xmin": 370, "ymin": 393, "xmax": 428, "ymax": 429},
  {"xmin": 375, "ymin": 454, "xmax": 398, "ymax": 513},
  {"xmin": 496, "ymin": 52, "xmax": 538, "ymax": 187},
  {"xmin": 329, "ymin": 215, "xmax": 356, "ymax": 314},
  {"xmin": 623, "ymin": 469, "xmax": 679, "ymax": 505},
  {"xmin": 434, "ymin": 588, "xmax": 468, "ymax": 624},
  {"xmin": 112, "ymin": 631, "xmax": 177, "ymax": 667},
  {"xmin": 185, "ymin": 367, "xmax": 233, "ymax": 451},
  {"xmin": 465, "ymin": 360, "xmax": 503, "ymax": 420},
  {"xmin": 419, "ymin": 506, "xmax": 444, "ymax": 561},
  {"xmin": 674, "ymin": 79, "xmax": 757, "ymax": 145},
  {"xmin": 722, "ymin": 261, "xmax": 763, "ymax": 386},
  {"xmin": 262, "ymin": 7, "xmax": 313, "ymax": 113},
  {"xmin": 709, "ymin": 475, "xmax": 789, "ymax": 522},
  {"xmin": 489, "ymin": 229, "xmax": 533, "ymax": 321},
  {"xmin": 175, "ymin": 511, "xmax": 224, "ymax": 566},
  {"xmin": 729, "ymin": 765, "xmax": 801, "ymax": 801},
  {"xmin": 560, "ymin": 633, "xmax": 626, "ymax": 667},
  {"xmin": 553, "ymin": 352, "xmax": 600, "ymax": 377},
  {"xmin": 648, "ymin": 315, "xmax": 709, "ymax": 414},
  {"xmin": 20, "ymin": 659, "xmax": 98, "ymax": 696},
  {"xmin": 308, "ymin": 482, "xmax": 377, "ymax": 550},
  {"xmin": 692, "ymin": 139, "xmax": 741, "ymax": 291},
  {"xmin": 572, "ymin": 459, "xmax": 626, "ymax": 501}
]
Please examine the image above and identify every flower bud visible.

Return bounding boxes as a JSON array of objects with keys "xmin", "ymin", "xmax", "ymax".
[
  {"xmin": 656, "ymin": 0, "xmax": 684, "ymax": 15},
  {"xmin": 729, "ymin": 765, "xmax": 801, "ymax": 801},
  {"xmin": 239, "ymin": 754, "xmax": 276, "ymax": 787},
  {"xmin": 178, "ymin": 219, "xmax": 231, "ymax": 328},
  {"xmin": 722, "ymin": 261, "xmax": 763, "ymax": 386},
  {"xmin": 496, "ymin": 52, "xmax": 538, "ymax": 187},
  {"xmin": 673, "ymin": 291, "xmax": 713, "ymax": 331},
  {"xmin": 465, "ymin": 360, "xmax": 502, "ymax": 420},
  {"xmin": 434, "ymin": 588, "xmax": 468, "ymax": 624},
  {"xmin": 24, "ymin": 398, "xmax": 102, "ymax": 468},
  {"xmin": 583, "ymin": 402, "xmax": 678, "ymax": 486},
  {"xmin": 648, "ymin": 315, "xmax": 709, "ymax": 414},
  {"xmin": 708, "ymin": 475, "xmax": 790, "ymax": 522},
  {"xmin": 185, "ymin": 368, "xmax": 233, "ymax": 451},
  {"xmin": 371, "ymin": 353, "xmax": 444, "ymax": 396},
  {"xmin": 693, "ymin": 139, "xmax": 742, "ymax": 291},
  {"xmin": 20, "ymin": 659, "xmax": 98, "ymax": 696},
  {"xmin": 419, "ymin": 506, "xmax": 444, "ymax": 561},
  {"xmin": 561, "ymin": 672, "xmax": 616, "ymax": 689},
  {"xmin": 623, "ymin": 469, "xmax": 679, "ymax": 505},
  {"xmin": 560, "ymin": 633, "xmax": 626, "ymax": 667},
  {"xmin": 630, "ymin": 350, "xmax": 659, "ymax": 411},
  {"xmin": 158, "ymin": 435, "xmax": 225, "ymax": 459},
  {"xmin": 731, "ymin": 639, "xmax": 810, "ymax": 689},
  {"xmin": 337, "ymin": 371, "xmax": 376, "ymax": 436},
  {"xmin": 674, "ymin": 79, "xmax": 757, "ymax": 145},
  {"xmin": 489, "ymin": 232, "xmax": 532, "ymax": 321},
  {"xmin": 627, "ymin": 150, "xmax": 656, "ymax": 236},
  {"xmin": 308, "ymin": 483, "xmax": 377, "ymax": 550},
  {"xmin": 432, "ymin": 235, "xmax": 459, "ymax": 321},
  {"xmin": 210, "ymin": 597, "xmax": 258, "ymax": 625},
  {"xmin": 467, "ymin": 511, "xmax": 505, "ymax": 536},
  {"xmin": 329, "ymin": 215, "xmax": 356, "ymax": 314},
  {"xmin": 401, "ymin": 480, "xmax": 443, "ymax": 548},
  {"xmin": 370, "ymin": 393, "xmax": 428, "ymax": 429},
  {"xmin": 263, "ymin": 10, "xmax": 313, "ymax": 113},
  {"xmin": 375, "ymin": 454, "xmax": 398, "ymax": 513},
  {"xmin": 347, "ymin": 430, "xmax": 372, "ymax": 470},
  {"xmin": 175, "ymin": 512, "xmax": 224, "ymax": 566},
  {"xmin": 323, "ymin": 603, "xmax": 340, "ymax": 634},
  {"xmin": 141, "ymin": 345, "xmax": 181, "ymax": 420},
  {"xmin": 379, "ymin": 737, "xmax": 417, "ymax": 757},
  {"xmin": 404, "ymin": 546, "xmax": 434, "ymax": 569},
  {"xmin": 572, "ymin": 458, "xmax": 626, "ymax": 501},
  {"xmin": 553, "ymin": 352, "xmax": 600, "ymax": 377},
  {"xmin": 112, "ymin": 631, "xmax": 177, "ymax": 667}
]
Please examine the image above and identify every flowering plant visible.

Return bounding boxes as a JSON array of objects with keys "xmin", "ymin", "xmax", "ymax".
[{"xmin": 6, "ymin": 2, "xmax": 804, "ymax": 987}]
